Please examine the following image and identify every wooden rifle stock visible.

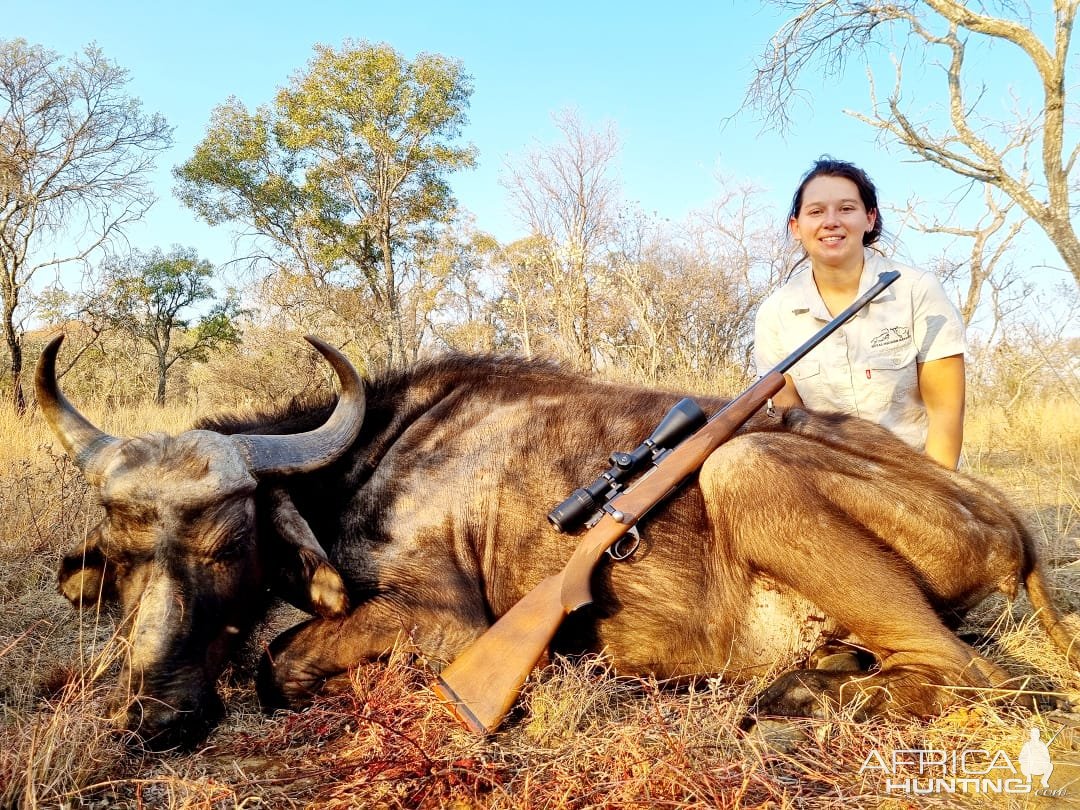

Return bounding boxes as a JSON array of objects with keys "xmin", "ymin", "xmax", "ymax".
[{"xmin": 433, "ymin": 270, "xmax": 901, "ymax": 734}]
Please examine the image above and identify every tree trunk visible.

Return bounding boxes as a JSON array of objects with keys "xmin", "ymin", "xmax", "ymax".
[
  {"xmin": 1038, "ymin": 214, "xmax": 1080, "ymax": 287},
  {"xmin": 380, "ymin": 218, "xmax": 405, "ymax": 369},
  {"xmin": 571, "ymin": 246, "xmax": 593, "ymax": 373},
  {"xmin": 8, "ymin": 339, "xmax": 24, "ymax": 414},
  {"xmin": 576, "ymin": 275, "xmax": 593, "ymax": 373},
  {"xmin": 519, "ymin": 299, "xmax": 532, "ymax": 359},
  {"xmin": 156, "ymin": 352, "xmax": 167, "ymax": 406},
  {"xmin": 2, "ymin": 303, "xmax": 24, "ymax": 413}
]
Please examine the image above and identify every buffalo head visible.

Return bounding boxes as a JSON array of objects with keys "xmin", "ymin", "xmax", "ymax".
[{"xmin": 38, "ymin": 335, "xmax": 364, "ymax": 749}]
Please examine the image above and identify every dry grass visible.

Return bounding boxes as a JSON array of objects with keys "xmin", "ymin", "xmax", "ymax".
[{"xmin": 1, "ymin": 396, "xmax": 1078, "ymax": 808}]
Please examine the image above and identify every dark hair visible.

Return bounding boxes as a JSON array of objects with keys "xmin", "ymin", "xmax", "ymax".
[{"xmin": 788, "ymin": 157, "xmax": 883, "ymax": 246}]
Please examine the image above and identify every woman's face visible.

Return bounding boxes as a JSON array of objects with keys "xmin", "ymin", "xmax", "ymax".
[{"xmin": 789, "ymin": 175, "xmax": 877, "ymax": 272}]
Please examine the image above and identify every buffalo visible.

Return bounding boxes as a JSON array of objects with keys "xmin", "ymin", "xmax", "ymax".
[{"xmin": 38, "ymin": 334, "xmax": 1078, "ymax": 749}]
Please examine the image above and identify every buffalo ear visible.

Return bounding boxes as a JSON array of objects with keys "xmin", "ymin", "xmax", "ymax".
[
  {"xmin": 268, "ymin": 488, "xmax": 350, "ymax": 618},
  {"xmin": 58, "ymin": 527, "xmax": 114, "ymax": 609}
]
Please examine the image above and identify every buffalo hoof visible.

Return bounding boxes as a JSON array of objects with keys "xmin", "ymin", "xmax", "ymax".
[
  {"xmin": 256, "ymin": 646, "xmax": 351, "ymax": 711},
  {"xmin": 739, "ymin": 716, "xmax": 813, "ymax": 754},
  {"xmin": 256, "ymin": 652, "xmax": 311, "ymax": 711},
  {"xmin": 749, "ymin": 668, "xmax": 876, "ymax": 721},
  {"xmin": 807, "ymin": 641, "xmax": 875, "ymax": 672},
  {"xmin": 256, "ymin": 618, "xmax": 330, "ymax": 711}
]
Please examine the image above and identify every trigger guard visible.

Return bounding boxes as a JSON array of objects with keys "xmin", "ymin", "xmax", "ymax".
[{"xmin": 606, "ymin": 526, "xmax": 641, "ymax": 561}]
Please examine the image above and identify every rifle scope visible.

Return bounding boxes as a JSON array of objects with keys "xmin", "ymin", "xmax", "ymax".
[{"xmin": 547, "ymin": 397, "xmax": 707, "ymax": 533}]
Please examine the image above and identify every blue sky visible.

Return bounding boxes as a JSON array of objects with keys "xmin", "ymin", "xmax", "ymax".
[{"xmin": 5, "ymin": 0, "xmax": 1069, "ymax": 295}]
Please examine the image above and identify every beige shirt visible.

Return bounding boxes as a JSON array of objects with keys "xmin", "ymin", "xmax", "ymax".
[{"xmin": 753, "ymin": 252, "xmax": 965, "ymax": 450}]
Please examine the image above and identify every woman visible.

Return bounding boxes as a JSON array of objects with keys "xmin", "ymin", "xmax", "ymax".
[{"xmin": 754, "ymin": 158, "xmax": 967, "ymax": 469}]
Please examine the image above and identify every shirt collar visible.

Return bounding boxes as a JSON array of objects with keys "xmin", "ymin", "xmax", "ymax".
[{"xmin": 788, "ymin": 250, "xmax": 895, "ymax": 321}]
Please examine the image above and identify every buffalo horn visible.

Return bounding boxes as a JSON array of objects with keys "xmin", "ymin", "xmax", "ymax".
[
  {"xmin": 35, "ymin": 335, "xmax": 117, "ymax": 473},
  {"xmin": 234, "ymin": 337, "xmax": 366, "ymax": 476}
]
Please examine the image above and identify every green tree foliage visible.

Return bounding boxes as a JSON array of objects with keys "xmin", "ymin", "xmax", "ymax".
[
  {"xmin": 90, "ymin": 247, "xmax": 243, "ymax": 405},
  {"xmin": 0, "ymin": 38, "xmax": 171, "ymax": 410},
  {"xmin": 175, "ymin": 39, "xmax": 476, "ymax": 368}
]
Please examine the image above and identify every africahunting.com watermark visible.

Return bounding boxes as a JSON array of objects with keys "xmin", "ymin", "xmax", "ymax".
[{"xmin": 860, "ymin": 727, "xmax": 1067, "ymax": 798}]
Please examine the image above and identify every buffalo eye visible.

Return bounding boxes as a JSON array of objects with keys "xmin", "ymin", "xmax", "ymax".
[
  {"xmin": 212, "ymin": 536, "xmax": 248, "ymax": 562},
  {"xmin": 206, "ymin": 515, "xmax": 254, "ymax": 563},
  {"xmin": 102, "ymin": 503, "xmax": 160, "ymax": 545}
]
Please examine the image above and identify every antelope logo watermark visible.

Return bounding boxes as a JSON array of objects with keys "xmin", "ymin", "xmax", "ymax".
[{"xmin": 859, "ymin": 726, "xmax": 1066, "ymax": 798}]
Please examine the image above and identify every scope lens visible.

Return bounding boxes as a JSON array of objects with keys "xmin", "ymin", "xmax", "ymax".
[{"xmin": 547, "ymin": 488, "xmax": 598, "ymax": 533}]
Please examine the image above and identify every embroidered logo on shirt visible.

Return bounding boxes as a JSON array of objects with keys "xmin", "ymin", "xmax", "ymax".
[{"xmin": 870, "ymin": 326, "xmax": 911, "ymax": 348}]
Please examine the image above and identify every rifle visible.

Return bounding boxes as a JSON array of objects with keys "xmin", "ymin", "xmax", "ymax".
[{"xmin": 432, "ymin": 270, "xmax": 902, "ymax": 734}]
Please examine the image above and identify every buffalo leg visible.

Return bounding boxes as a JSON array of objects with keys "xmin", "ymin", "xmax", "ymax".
[
  {"xmin": 701, "ymin": 438, "xmax": 1009, "ymax": 720},
  {"xmin": 258, "ymin": 597, "xmax": 485, "ymax": 708}
]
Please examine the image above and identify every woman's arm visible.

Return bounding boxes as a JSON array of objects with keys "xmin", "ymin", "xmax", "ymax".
[
  {"xmin": 917, "ymin": 354, "xmax": 966, "ymax": 469},
  {"xmin": 754, "ymin": 293, "xmax": 807, "ymax": 409},
  {"xmin": 772, "ymin": 374, "xmax": 805, "ymax": 409}
]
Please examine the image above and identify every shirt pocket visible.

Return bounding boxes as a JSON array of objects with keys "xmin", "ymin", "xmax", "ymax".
[
  {"xmin": 789, "ymin": 359, "xmax": 820, "ymax": 382},
  {"xmin": 866, "ymin": 349, "xmax": 918, "ymax": 405},
  {"xmin": 788, "ymin": 360, "xmax": 827, "ymax": 407}
]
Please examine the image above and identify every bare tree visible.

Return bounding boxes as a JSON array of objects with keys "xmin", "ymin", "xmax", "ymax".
[
  {"xmin": 415, "ymin": 216, "xmax": 500, "ymax": 356},
  {"xmin": 903, "ymin": 184, "xmax": 1025, "ymax": 324},
  {"xmin": 592, "ymin": 184, "xmax": 786, "ymax": 388},
  {"xmin": 598, "ymin": 209, "xmax": 677, "ymax": 382},
  {"xmin": 985, "ymin": 281, "xmax": 1078, "ymax": 408},
  {"xmin": 490, "ymin": 235, "xmax": 552, "ymax": 360},
  {"xmin": 0, "ymin": 39, "xmax": 171, "ymax": 410},
  {"xmin": 746, "ymin": 1, "xmax": 1080, "ymax": 285},
  {"xmin": 661, "ymin": 186, "xmax": 790, "ymax": 387},
  {"xmin": 502, "ymin": 109, "xmax": 620, "ymax": 372}
]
